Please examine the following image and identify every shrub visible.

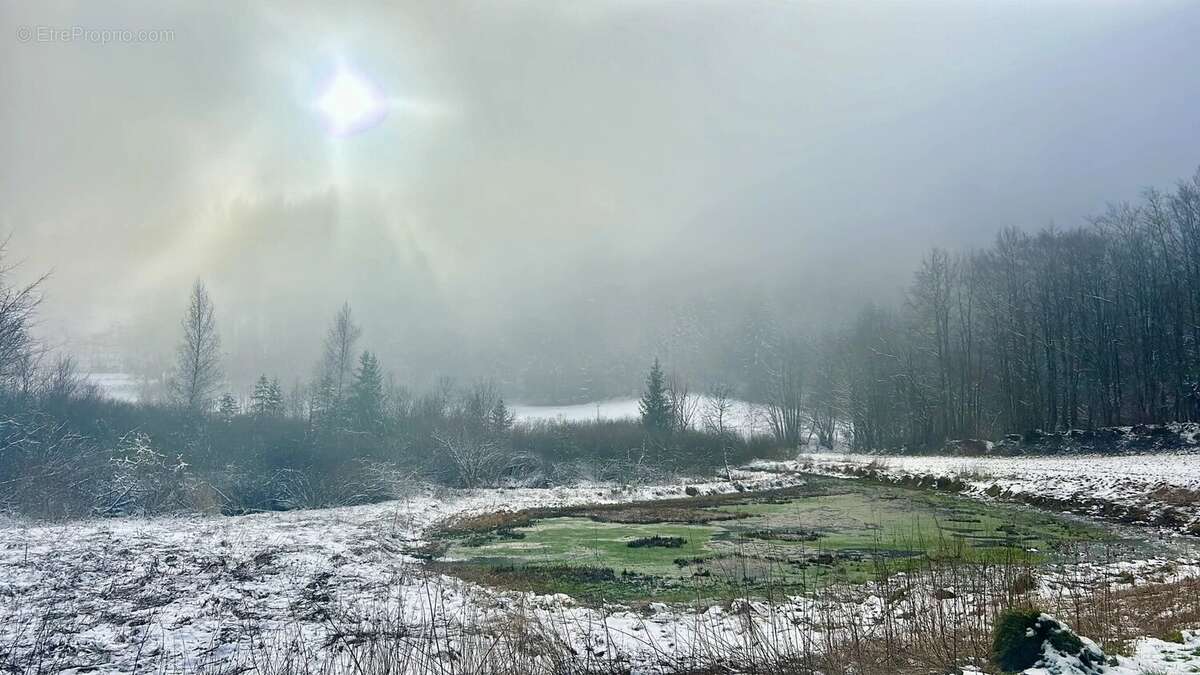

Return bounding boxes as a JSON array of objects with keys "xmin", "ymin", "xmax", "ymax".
[
  {"xmin": 627, "ymin": 535, "xmax": 686, "ymax": 548},
  {"xmin": 992, "ymin": 609, "xmax": 1103, "ymax": 673},
  {"xmin": 94, "ymin": 431, "xmax": 190, "ymax": 516},
  {"xmin": 993, "ymin": 609, "xmax": 1048, "ymax": 671}
]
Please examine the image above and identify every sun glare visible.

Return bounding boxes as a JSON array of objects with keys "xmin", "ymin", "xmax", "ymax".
[{"xmin": 316, "ymin": 66, "xmax": 387, "ymax": 137}]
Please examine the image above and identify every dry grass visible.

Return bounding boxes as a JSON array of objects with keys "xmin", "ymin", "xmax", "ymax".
[
  {"xmin": 1048, "ymin": 564, "xmax": 1200, "ymax": 654},
  {"xmin": 429, "ymin": 488, "xmax": 814, "ymax": 538},
  {"xmin": 1149, "ymin": 485, "xmax": 1200, "ymax": 508}
]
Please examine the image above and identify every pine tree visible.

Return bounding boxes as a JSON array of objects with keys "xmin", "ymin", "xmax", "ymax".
[
  {"xmin": 638, "ymin": 359, "xmax": 672, "ymax": 432},
  {"xmin": 310, "ymin": 373, "xmax": 337, "ymax": 431},
  {"xmin": 217, "ymin": 392, "xmax": 239, "ymax": 421},
  {"xmin": 267, "ymin": 378, "xmax": 285, "ymax": 416},
  {"xmin": 348, "ymin": 351, "xmax": 384, "ymax": 432},
  {"xmin": 250, "ymin": 374, "xmax": 272, "ymax": 416},
  {"xmin": 489, "ymin": 397, "xmax": 515, "ymax": 433},
  {"xmin": 250, "ymin": 375, "xmax": 285, "ymax": 417}
]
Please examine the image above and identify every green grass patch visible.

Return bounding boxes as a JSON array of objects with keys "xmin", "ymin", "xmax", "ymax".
[{"xmin": 430, "ymin": 477, "xmax": 1119, "ymax": 605}]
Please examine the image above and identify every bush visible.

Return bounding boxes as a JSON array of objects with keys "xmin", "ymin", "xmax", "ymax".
[
  {"xmin": 94, "ymin": 432, "xmax": 190, "ymax": 516},
  {"xmin": 992, "ymin": 609, "xmax": 1103, "ymax": 673},
  {"xmin": 627, "ymin": 535, "xmax": 686, "ymax": 548},
  {"xmin": 993, "ymin": 609, "xmax": 1044, "ymax": 671}
]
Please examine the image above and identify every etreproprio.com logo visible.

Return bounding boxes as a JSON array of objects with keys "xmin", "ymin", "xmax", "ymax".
[{"xmin": 15, "ymin": 25, "xmax": 175, "ymax": 44}]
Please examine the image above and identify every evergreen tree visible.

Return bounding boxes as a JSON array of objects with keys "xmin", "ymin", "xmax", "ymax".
[
  {"xmin": 310, "ymin": 373, "xmax": 337, "ymax": 430},
  {"xmin": 638, "ymin": 359, "xmax": 672, "ymax": 432},
  {"xmin": 250, "ymin": 374, "xmax": 272, "ymax": 416},
  {"xmin": 266, "ymin": 378, "xmax": 285, "ymax": 416},
  {"xmin": 348, "ymin": 350, "xmax": 384, "ymax": 432},
  {"xmin": 217, "ymin": 392, "xmax": 239, "ymax": 421},
  {"xmin": 250, "ymin": 374, "xmax": 285, "ymax": 417},
  {"xmin": 488, "ymin": 397, "xmax": 515, "ymax": 433}
]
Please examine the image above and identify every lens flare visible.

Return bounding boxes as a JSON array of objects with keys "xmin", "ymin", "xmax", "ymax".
[{"xmin": 316, "ymin": 66, "xmax": 387, "ymax": 136}]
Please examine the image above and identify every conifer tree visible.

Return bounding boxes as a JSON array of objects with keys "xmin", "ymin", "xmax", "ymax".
[
  {"xmin": 638, "ymin": 359, "xmax": 672, "ymax": 432},
  {"xmin": 250, "ymin": 374, "xmax": 272, "ymax": 416},
  {"xmin": 217, "ymin": 392, "xmax": 239, "ymax": 421},
  {"xmin": 266, "ymin": 378, "xmax": 285, "ymax": 416},
  {"xmin": 349, "ymin": 350, "xmax": 384, "ymax": 431},
  {"xmin": 489, "ymin": 397, "xmax": 515, "ymax": 433}
]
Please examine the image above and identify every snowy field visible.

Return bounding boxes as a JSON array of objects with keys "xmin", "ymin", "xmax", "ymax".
[
  {"xmin": 513, "ymin": 396, "xmax": 770, "ymax": 436},
  {"xmin": 5, "ymin": 458, "xmax": 1200, "ymax": 673},
  {"xmin": 0, "ymin": 469, "xmax": 810, "ymax": 673},
  {"xmin": 83, "ymin": 372, "xmax": 143, "ymax": 403},
  {"xmin": 778, "ymin": 452, "xmax": 1200, "ymax": 534}
]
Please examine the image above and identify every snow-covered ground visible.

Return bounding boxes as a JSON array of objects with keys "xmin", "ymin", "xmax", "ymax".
[
  {"xmin": 972, "ymin": 628, "xmax": 1200, "ymax": 675},
  {"xmin": 513, "ymin": 396, "xmax": 771, "ymax": 436},
  {"xmin": 5, "ymin": 459, "xmax": 1200, "ymax": 674},
  {"xmin": 1097, "ymin": 631, "xmax": 1200, "ymax": 674},
  {"xmin": 775, "ymin": 451, "xmax": 1200, "ymax": 534},
  {"xmin": 512, "ymin": 398, "xmax": 644, "ymax": 424},
  {"xmin": 84, "ymin": 372, "xmax": 143, "ymax": 402},
  {"xmin": 0, "ymin": 469, "xmax": 807, "ymax": 673}
]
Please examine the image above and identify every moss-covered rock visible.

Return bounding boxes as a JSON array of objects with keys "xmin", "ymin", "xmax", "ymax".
[{"xmin": 992, "ymin": 609, "xmax": 1105, "ymax": 673}]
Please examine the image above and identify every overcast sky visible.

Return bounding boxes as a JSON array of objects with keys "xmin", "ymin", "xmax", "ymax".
[{"xmin": 1, "ymin": 0, "xmax": 1198, "ymax": 395}]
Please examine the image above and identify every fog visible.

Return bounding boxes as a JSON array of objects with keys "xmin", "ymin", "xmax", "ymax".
[{"xmin": 2, "ymin": 0, "xmax": 1198, "ymax": 401}]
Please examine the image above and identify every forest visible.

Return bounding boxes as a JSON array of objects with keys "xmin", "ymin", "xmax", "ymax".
[{"xmin": 826, "ymin": 171, "xmax": 1200, "ymax": 448}]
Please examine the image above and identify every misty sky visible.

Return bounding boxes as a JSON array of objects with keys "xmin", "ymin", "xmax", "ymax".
[{"xmin": 1, "ymin": 0, "xmax": 1198, "ymax": 399}]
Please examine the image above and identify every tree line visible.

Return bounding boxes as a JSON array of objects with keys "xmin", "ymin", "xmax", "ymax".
[
  {"xmin": 4, "ymin": 168, "xmax": 1200, "ymax": 518},
  {"xmin": 0, "ymin": 266, "xmax": 777, "ymax": 518},
  {"xmin": 735, "ymin": 169, "xmax": 1200, "ymax": 451},
  {"xmin": 162, "ymin": 170, "xmax": 1200, "ymax": 457}
]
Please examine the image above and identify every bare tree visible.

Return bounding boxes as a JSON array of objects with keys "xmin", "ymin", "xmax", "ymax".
[
  {"xmin": 314, "ymin": 302, "xmax": 362, "ymax": 425},
  {"xmin": 702, "ymin": 383, "xmax": 736, "ymax": 438},
  {"xmin": 703, "ymin": 382, "xmax": 738, "ymax": 479},
  {"xmin": 909, "ymin": 248, "xmax": 955, "ymax": 443},
  {"xmin": 764, "ymin": 337, "xmax": 805, "ymax": 447},
  {"xmin": 806, "ymin": 333, "xmax": 841, "ymax": 449},
  {"xmin": 323, "ymin": 303, "xmax": 361, "ymax": 400},
  {"xmin": 460, "ymin": 379, "xmax": 502, "ymax": 432},
  {"xmin": 43, "ymin": 354, "xmax": 97, "ymax": 400},
  {"xmin": 171, "ymin": 280, "xmax": 222, "ymax": 411},
  {"xmin": 0, "ymin": 239, "xmax": 46, "ymax": 390},
  {"xmin": 668, "ymin": 371, "xmax": 700, "ymax": 431},
  {"xmin": 433, "ymin": 429, "xmax": 502, "ymax": 488}
]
